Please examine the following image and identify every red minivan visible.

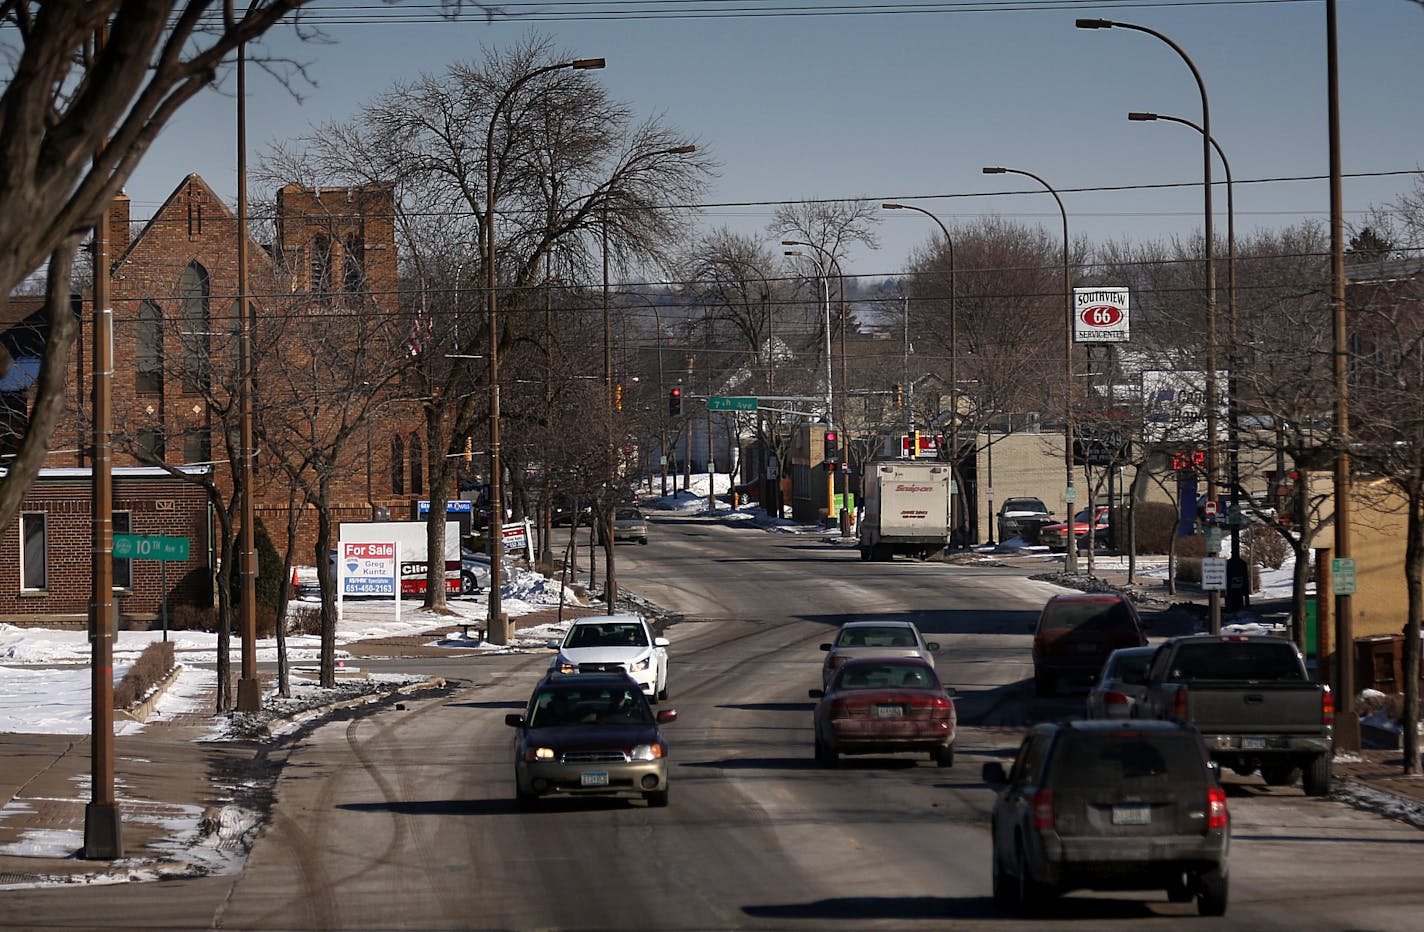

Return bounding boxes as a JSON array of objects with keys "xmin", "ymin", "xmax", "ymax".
[{"xmin": 1031, "ymin": 593, "xmax": 1146, "ymax": 697}]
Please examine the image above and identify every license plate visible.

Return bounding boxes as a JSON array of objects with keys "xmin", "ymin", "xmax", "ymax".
[
  {"xmin": 1112, "ymin": 804, "xmax": 1151, "ymax": 825},
  {"xmin": 1241, "ymin": 737, "xmax": 1267, "ymax": 750},
  {"xmin": 580, "ymin": 771, "xmax": 609, "ymax": 787},
  {"xmin": 875, "ymin": 704, "xmax": 904, "ymax": 719}
]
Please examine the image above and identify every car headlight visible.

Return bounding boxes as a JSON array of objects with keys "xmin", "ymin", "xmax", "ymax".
[
  {"xmin": 630, "ymin": 656, "xmax": 651, "ymax": 672},
  {"xmin": 556, "ymin": 657, "xmax": 577, "ymax": 675},
  {"xmin": 523, "ymin": 746, "xmax": 557, "ymax": 762},
  {"xmin": 630, "ymin": 743, "xmax": 665, "ymax": 761}
]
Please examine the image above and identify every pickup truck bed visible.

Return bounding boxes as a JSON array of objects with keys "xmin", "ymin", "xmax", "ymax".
[{"xmin": 1141, "ymin": 635, "xmax": 1334, "ymax": 796}]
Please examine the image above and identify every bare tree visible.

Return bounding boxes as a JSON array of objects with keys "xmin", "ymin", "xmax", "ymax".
[{"xmin": 0, "ymin": 1, "xmax": 329, "ymax": 530}]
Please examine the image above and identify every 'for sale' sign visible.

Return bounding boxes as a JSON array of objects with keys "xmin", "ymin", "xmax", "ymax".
[
  {"xmin": 1073, "ymin": 287, "xmax": 1130, "ymax": 343},
  {"xmin": 340, "ymin": 541, "xmax": 396, "ymax": 596}
]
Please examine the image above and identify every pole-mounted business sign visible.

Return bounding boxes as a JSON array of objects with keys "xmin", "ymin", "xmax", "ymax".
[{"xmin": 1073, "ymin": 287, "xmax": 1130, "ymax": 343}]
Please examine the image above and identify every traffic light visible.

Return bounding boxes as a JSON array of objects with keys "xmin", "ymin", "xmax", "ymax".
[
  {"xmin": 824, "ymin": 429, "xmax": 839, "ymax": 461},
  {"xmin": 463, "ymin": 435, "xmax": 473, "ymax": 466},
  {"xmin": 668, "ymin": 387, "xmax": 682, "ymax": 416},
  {"xmin": 615, "ymin": 383, "xmax": 623, "ymax": 412},
  {"xmin": 894, "ymin": 384, "xmax": 903, "ymax": 409}
]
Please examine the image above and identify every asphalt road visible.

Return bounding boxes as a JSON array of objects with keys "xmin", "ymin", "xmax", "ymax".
[{"xmin": 7, "ymin": 511, "xmax": 1424, "ymax": 929}]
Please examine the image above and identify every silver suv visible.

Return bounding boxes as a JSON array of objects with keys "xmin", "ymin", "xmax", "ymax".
[{"xmin": 984, "ymin": 720, "xmax": 1229, "ymax": 917}]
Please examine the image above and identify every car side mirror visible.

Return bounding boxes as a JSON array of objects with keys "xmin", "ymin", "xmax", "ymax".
[
  {"xmin": 504, "ymin": 713, "xmax": 525, "ymax": 728},
  {"xmin": 946, "ymin": 687, "xmax": 957, "ymax": 698},
  {"xmin": 656, "ymin": 709, "xmax": 678, "ymax": 724},
  {"xmin": 926, "ymin": 641, "xmax": 941, "ymax": 652},
  {"xmin": 820, "ymin": 643, "xmax": 832, "ymax": 652},
  {"xmin": 982, "ymin": 762, "xmax": 1008, "ymax": 785},
  {"xmin": 809, "ymin": 688, "xmax": 825, "ymax": 699},
  {"xmin": 654, "ymin": 637, "xmax": 670, "ymax": 648},
  {"xmin": 545, "ymin": 640, "xmax": 560, "ymax": 650}
]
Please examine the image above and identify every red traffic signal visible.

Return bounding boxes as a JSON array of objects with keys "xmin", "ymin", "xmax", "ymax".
[
  {"xmin": 824, "ymin": 429, "xmax": 839, "ymax": 461},
  {"xmin": 668, "ymin": 387, "xmax": 683, "ymax": 416}
]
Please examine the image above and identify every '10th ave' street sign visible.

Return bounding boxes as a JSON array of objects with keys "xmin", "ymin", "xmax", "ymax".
[{"xmin": 113, "ymin": 534, "xmax": 190, "ymax": 562}]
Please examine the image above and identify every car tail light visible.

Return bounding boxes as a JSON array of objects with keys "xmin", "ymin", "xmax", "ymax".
[
  {"xmin": 1322, "ymin": 686, "xmax": 1334, "ymax": 726},
  {"xmin": 1207, "ymin": 785, "xmax": 1228, "ymax": 830},
  {"xmin": 911, "ymin": 695, "xmax": 954, "ymax": 719},
  {"xmin": 1172, "ymin": 688, "xmax": 1189, "ymax": 722},
  {"xmin": 1103, "ymin": 690, "xmax": 1130, "ymax": 708},
  {"xmin": 1032, "ymin": 789, "xmax": 1054, "ymax": 831}
]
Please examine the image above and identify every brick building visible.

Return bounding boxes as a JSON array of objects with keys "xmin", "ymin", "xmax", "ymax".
[
  {"xmin": 0, "ymin": 467, "xmax": 211, "ymax": 627},
  {"xmin": 4, "ymin": 176, "xmax": 429, "ymax": 606}
]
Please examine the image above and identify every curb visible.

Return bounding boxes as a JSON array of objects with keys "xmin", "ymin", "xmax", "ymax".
[{"xmin": 116, "ymin": 664, "xmax": 184, "ymax": 724}]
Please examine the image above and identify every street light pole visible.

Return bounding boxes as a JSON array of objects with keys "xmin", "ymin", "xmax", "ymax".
[
  {"xmin": 1078, "ymin": 17, "xmax": 1220, "ymax": 629},
  {"xmin": 485, "ymin": 56, "xmax": 604, "ymax": 644},
  {"xmin": 1129, "ymin": 111, "xmax": 1242, "ymax": 580},
  {"xmin": 883, "ymin": 202, "xmax": 960, "ymax": 545},
  {"xmin": 983, "ymin": 165, "xmax": 1078, "ymax": 575}
]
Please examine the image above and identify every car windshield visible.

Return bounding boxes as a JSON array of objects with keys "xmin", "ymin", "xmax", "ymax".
[
  {"xmin": 835, "ymin": 662, "xmax": 940, "ymax": 691},
  {"xmin": 528, "ymin": 685, "xmax": 653, "ymax": 727},
  {"xmin": 615, "ymin": 508, "xmax": 642, "ymax": 521},
  {"xmin": 1041, "ymin": 600, "xmax": 1134, "ymax": 633},
  {"xmin": 565, "ymin": 622, "xmax": 648, "ymax": 648},
  {"xmin": 1053, "ymin": 732, "xmax": 1204, "ymax": 788},
  {"xmin": 1111, "ymin": 651, "xmax": 1154, "ymax": 685},
  {"xmin": 836, "ymin": 625, "xmax": 919, "ymax": 648},
  {"xmin": 1004, "ymin": 498, "xmax": 1047, "ymax": 513}
]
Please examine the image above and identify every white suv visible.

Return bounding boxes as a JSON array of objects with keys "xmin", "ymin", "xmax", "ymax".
[{"xmin": 549, "ymin": 614, "xmax": 670, "ymax": 702}]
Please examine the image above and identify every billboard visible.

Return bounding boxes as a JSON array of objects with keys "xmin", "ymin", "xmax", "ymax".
[
  {"xmin": 1142, "ymin": 369, "xmax": 1229, "ymax": 445},
  {"xmin": 1073, "ymin": 287, "xmax": 1130, "ymax": 343}
]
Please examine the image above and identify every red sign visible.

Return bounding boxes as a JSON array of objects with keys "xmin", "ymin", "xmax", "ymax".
[
  {"xmin": 900, "ymin": 434, "xmax": 939, "ymax": 457},
  {"xmin": 1080, "ymin": 305, "xmax": 1123, "ymax": 327},
  {"xmin": 1203, "ymin": 500, "xmax": 1219, "ymax": 518}
]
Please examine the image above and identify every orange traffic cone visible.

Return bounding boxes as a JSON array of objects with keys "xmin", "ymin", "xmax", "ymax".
[{"xmin": 291, "ymin": 567, "xmax": 300, "ymax": 589}]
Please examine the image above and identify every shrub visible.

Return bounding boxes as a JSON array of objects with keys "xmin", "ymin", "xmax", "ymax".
[
  {"xmin": 170, "ymin": 603, "xmax": 216, "ymax": 632},
  {"xmin": 230, "ymin": 517, "xmax": 287, "ymax": 614},
  {"xmin": 1133, "ymin": 501, "xmax": 1180, "ymax": 554},
  {"xmin": 1176, "ymin": 557, "xmax": 1202, "ymax": 586},
  {"xmin": 114, "ymin": 641, "xmax": 175, "ymax": 708},
  {"xmin": 288, "ymin": 603, "xmax": 323, "ymax": 636},
  {"xmin": 1246, "ymin": 525, "xmax": 1290, "ymax": 570}
]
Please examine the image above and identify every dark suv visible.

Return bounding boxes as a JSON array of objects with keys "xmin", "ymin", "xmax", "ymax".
[
  {"xmin": 984, "ymin": 720, "xmax": 1229, "ymax": 917},
  {"xmin": 1032, "ymin": 592, "xmax": 1146, "ymax": 696}
]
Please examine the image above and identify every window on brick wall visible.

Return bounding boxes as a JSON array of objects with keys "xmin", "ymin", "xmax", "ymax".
[
  {"xmin": 180, "ymin": 262, "xmax": 210, "ymax": 394},
  {"xmin": 391, "ymin": 435, "xmax": 404, "ymax": 495},
  {"xmin": 113, "ymin": 511, "xmax": 132, "ymax": 590},
  {"xmin": 311, "ymin": 234, "xmax": 333, "ymax": 298},
  {"xmin": 20, "ymin": 512, "xmax": 46, "ymax": 591},
  {"xmin": 136, "ymin": 300, "xmax": 164, "ymax": 395},
  {"xmin": 343, "ymin": 234, "xmax": 365, "ymax": 296},
  {"xmin": 138, "ymin": 429, "xmax": 165, "ymax": 461},
  {"xmin": 183, "ymin": 428, "xmax": 211, "ymax": 465},
  {"xmin": 409, "ymin": 433, "xmax": 424, "ymax": 496}
]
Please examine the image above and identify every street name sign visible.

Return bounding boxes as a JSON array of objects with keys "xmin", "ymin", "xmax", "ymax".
[
  {"xmin": 113, "ymin": 534, "xmax": 189, "ymax": 561},
  {"xmin": 708, "ymin": 396, "xmax": 758, "ymax": 412}
]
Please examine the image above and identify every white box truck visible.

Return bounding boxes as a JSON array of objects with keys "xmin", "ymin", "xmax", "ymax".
[
  {"xmin": 339, "ymin": 520, "xmax": 461, "ymax": 595},
  {"xmin": 858, "ymin": 461, "xmax": 952, "ymax": 561}
]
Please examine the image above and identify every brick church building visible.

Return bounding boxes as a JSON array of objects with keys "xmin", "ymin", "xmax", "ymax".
[{"xmin": 0, "ymin": 176, "xmax": 429, "ymax": 624}]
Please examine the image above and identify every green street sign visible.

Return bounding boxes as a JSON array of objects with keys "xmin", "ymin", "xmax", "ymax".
[
  {"xmin": 708, "ymin": 395, "xmax": 758, "ymax": 412},
  {"xmin": 113, "ymin": 534, "xmax": 190, "ymax": 562},
  {"xmin": 1331, "ymin": 557, "xmax": 1357, "ymax": 595}
]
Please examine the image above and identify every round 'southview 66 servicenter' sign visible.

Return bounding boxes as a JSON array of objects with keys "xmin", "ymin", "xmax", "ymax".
[{"xmin": 1073, "ymin": 287, "xmax": 1130, "ymax": 343}]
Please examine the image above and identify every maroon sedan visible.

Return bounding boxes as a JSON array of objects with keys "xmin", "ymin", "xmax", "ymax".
[{"xmin": 809, "ymin": 657, "xmax": 957, "ymax": 767}]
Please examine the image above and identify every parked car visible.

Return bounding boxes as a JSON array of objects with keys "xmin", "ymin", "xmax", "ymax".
[
  {"xmin": 984, "ymin": 720, "xmax": 1229, "ymax": 917},
  {"xmin": 1085, "ymin": 646, "xmax": 1157, "ymax": 719},
  {"xmin": 549, "ymin": 614, "xmax": 670, "ymax": 702},
  {"xmin": 459, "ymin": 547, "xmax": 515, "ymax": 595},
  {"xmin": 505, "ymin": 672, "xmax": 676, "ymax": 809},
  {"xmin": 1039, "ymin": 505, "xmax": 1111, "ymax": 552},
  {"xmin": 599, "ymin": 506, "xmax": 649, "ymax": 545},
  {"xmin": 1031, "ymin": 592, "xmax": 1147, "ymax": 696},
  {"xmin": 548, "ymin": 496, "xmax": 592, "ymax": 527},
  {"xmin": 819, "ymin": 620, "xmax": 940, "ymax": 688},
  {"xmin": 997, "ymin": 496, "xmax": 1054, "ymax": 544},
  {"xmin": 809, "ymin": 657, "xmax": 956, "ymax": 767}
]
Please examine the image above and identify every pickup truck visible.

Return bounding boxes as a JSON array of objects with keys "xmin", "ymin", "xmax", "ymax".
[{"xmin": 1139, "ymin": 634, "xmax": 1334, "ymax": 796}]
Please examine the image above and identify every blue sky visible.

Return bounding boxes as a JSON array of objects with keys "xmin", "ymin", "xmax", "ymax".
[{"xmin": 124, "ymin": 0, "xmax": 1424, "ymax": 280}]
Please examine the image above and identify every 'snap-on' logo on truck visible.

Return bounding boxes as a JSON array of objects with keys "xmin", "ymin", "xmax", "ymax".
[{"xmin": 893, "ymin": 484, "xmax": 936, "ymax": 493}]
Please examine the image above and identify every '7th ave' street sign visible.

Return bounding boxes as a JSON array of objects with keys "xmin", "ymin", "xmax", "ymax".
[
  {"xmin": 113, "ymin": 534, "xmax": 190, "ymax": 561},
  {"xmin": 708, "ymin": 396, "xmax": 758, "ymax": 412}
]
